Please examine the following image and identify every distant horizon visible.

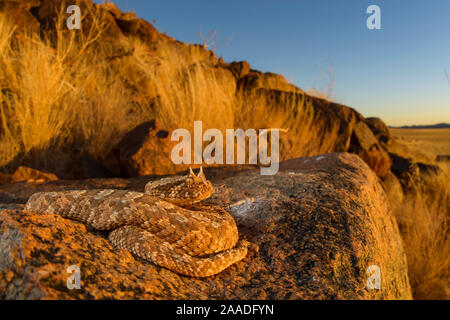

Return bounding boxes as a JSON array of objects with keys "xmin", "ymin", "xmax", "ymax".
[
  {"xmin": 103, "ymin": 0, "xmax": 450, "ymax": 126},
  {"xmin": 389, "ymin": 122, "xmax": 450, "ymax": 128}
]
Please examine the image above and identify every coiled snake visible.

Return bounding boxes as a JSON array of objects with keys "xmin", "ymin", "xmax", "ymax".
[{"xmin": 24, "ymin": 168, "xmax": 249, "ymax": 277}]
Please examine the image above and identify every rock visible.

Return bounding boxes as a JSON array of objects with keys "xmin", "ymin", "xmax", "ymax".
[
  {"xmin": 353, "ymin": 144, "xmax": 392, "ymax": 179},
  {"xmin": 389, "ymin": 153, "xmax": 444, "ymax": 196},
  {"xmin": 382, "ymin": 171, "xmax": 404, "ymax": 203},
  {"xmin": 96, "ymin": 1, "xmax": 122, "ymax": 19},
  {"xmin": 247, "ymin": 89, "xmax": 391, "ymax": 178},
  {"xmin": 365, "ymin": 117, "xmax": 392, "ymax": 146},
  {"xmin": 389, "ymin": 153, "xmax": 420, "ymax": 192},
  {"xmin": 0, "ymin": 2, "xmax": 40, "ymax": 34},
  {"xmin": 0, "ymin": 153, "xmax": 412, "ymax": 299},
  {"xmin": 120, "ymin": 12, "xmax": 138, "ymax": 21},
  {"xmin": 32, "ymin": 0, "xmax": 94, "ymax": 32},
  {"xmin": 350, "ymin": 121, "xmax": 392, "ymax": 178},
  {"xmin": 2, "ymin": 149, "xmax": 112, "ymax": 181},
  {"xmin": 0, "ymin": 192, "xmax": 17, "ymax": 203},
  {"xmin": 0, "ymin": 173, "xmax": 14, "ymax": 185},
  {"xmin": 94, "ymin": 7, "xmax": 124, "ymax": 37},
  {"xmin": 0, "ymin": 166, "xmax": 58, "ymax": 185},
  {"xmin": 249, "ymin": 89, "xmax": 362, "ymax": 159},
  {"xmin": 1, "ymin": 0, "xmax": 41, "ymax": 10},
  {"xmin": 72, "ymin": 154, "xmax": 114, "ymax": 179},
  {"xmin": 227, "ymin": 61, "xmax": 251, "ymax": 79},
  {"xmin": 112, "ymin": 120, "xmax": 184, "ymax": 177},
  {"xmin": 11, "ymin": 166, "xmax": 58, "ymax": 183},
  {"xmin": 239, "ymin": 71, "xmax": 304, "ymax": 93},
  {"xmin": 417, "ymin": 162, "xmax": 442, "ymax": 178},
  {"xmin": 436, "ymin": 155, "xmax": 450, "ymax": 162},
  {"xmin": 352, "ymin": 121, "xmax": 379, "ymax": 151},
  {"xmin": 115, "ymin": 17, "xmax": 159, "ymax": 43}
]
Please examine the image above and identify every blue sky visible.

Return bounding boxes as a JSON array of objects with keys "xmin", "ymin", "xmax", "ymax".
[{"xmin": 104, "ymin": 0, "xmax": 450, "ymax": 126}]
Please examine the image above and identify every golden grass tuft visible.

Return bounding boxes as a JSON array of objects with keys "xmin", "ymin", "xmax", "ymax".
[{"xmin": 392, "ymin": 171, "xmax": 449, "ymax": 299}]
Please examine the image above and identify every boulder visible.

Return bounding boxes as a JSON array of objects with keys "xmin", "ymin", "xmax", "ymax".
[
  {"xmin": 365, "ymin": 117, "xmax": 392, "ymax": 146},
  {"xmin": 238, "ymin": 71, "xmax": 304, "ymax": 93},
  {"xmin": 227, "ymin": 61, "xmax": 251, "ymax": 79},
  {"xmin": 0, "ymin": 153, "xmax": 412, "ymax": 299},
  {"xmin": 96, "ymin": 1, "xmax": 122, "ymax": 19},
  {"xmin": 32, "ymin": 0, "xmax": 94, "ymax": 32},
  {"xmin": 0, "ymin": 166, "xmax": 58, "ymax": 185},
  {"xmin": 389, "ymin": 153, "xmax": 420, "ymax": 192},
  {"xmin": 11, "ymin": 166, "xmax": 58, "ymax": 183},
  {"xmin": 111, "ymin": 120, "xmax": 183, "ymax": 177},
  {"xmin": 115, "ymin": 17, "xmax": 159, "ymax": 43},
  {"xmin": 350, "ymin": 121, "xmax": 392, "ymax": 178},
  {"xmin": 417, "ymin": 162, "xmax": 442, "ymax": 178}
]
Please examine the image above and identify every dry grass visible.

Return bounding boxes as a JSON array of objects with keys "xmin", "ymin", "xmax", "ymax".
[
  {"xmin": 0, "ymin": 7, "xmax": 338, "ymax": 170},
  {"xmin": 0, "ymin": 8, "xmax": 236, "ymax": 169},
  {"xmin": 390, "ymin": 128, "xmax": 450, "ymax": 163},
  {"xmin": 393, "ymin": 170, "xmax": 449, "ymax": 299},
  {"xmin": 0, "ymin": 8, "xmax": 144, "ymax": 167},
  {"xmin": 389, "ymin": 128, "xmax": 450, "ymax": 299}
]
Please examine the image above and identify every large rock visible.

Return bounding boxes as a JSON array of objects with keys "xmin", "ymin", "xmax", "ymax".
[
  {"xmin": 389, "ymin": 153, "xmax": 421, "ymax": 192},
  {"xmin": 365, "ymin": 117, "xmax": 392, "ymax": 146},
  {"xmin": 0, "ymin": 153, "xmax": 412, "ymax": 299},
  {"xmin": 349, "ymin": 121, "xmax": 392, "ymax": 178},
  {"xmin": 227, "ymin": 61, "xmax": 251, "ymax": 79},
  {"xmin": 110, "ymin": 120, "xmax": 182, "ymax": 177}
]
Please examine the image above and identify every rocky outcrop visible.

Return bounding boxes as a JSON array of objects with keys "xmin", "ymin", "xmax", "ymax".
[
  {"xmin": 0, "ymin": 153, "xmax": 412, "ymax": 299},
  {"xmin": 238, "ymin": 71, "xmax": 304, "ymax": 93},
  {"xmin": 1, "ymin": 0, "xmax": 400, "ymax": 182},
  {"xmin": 108, "ymin": 120, "xmax": 181, "ymax": 177},
  {"xmin": 365, "ymin": 117, "xmax": 392, "ymax": 146},
  {"xmin": 349, "ymin": 121, "xmax": 392, "ymax": 178},
  {"xmin": 386, "ymin": 151, "xmax": 443, "ymax": 196},
  {"xmin": 227, "ymin": 61, "xmax": 251, "ymax": 80},
  {"xmin": 0, "ymin": 166, "xmax": 58, "ymax": 185}
]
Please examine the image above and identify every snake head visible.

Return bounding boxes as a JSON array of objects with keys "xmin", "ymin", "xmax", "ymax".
[{"xmin": 144, "ymin": 167, "xmax": 214, "ymax": 205}]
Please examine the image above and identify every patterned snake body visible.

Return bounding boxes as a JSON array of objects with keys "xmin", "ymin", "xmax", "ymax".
[{"xmin": 24, "ymin": 168, "xmax": 248, "ymax": 277}]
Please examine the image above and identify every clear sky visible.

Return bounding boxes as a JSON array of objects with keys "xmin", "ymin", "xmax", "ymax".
[{"xmin": 104, "ymin": 0, "xmax": 450, "ymax": 126}]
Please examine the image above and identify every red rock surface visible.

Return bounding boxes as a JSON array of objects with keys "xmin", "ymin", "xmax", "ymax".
[{"xmin": 0, "ymin": 153, "xmax": 412, "ymax": 299}]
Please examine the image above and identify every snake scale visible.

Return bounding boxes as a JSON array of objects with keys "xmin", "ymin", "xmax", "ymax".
[{"xmin": 24, "ymin": 168, "xmax": 249, "ymax": 277}]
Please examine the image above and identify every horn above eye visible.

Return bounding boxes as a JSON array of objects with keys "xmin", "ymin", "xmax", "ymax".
[
  {"xmin": 197, "ymin": 166, "xmax": 207, "ymax": 180},
  {"xmin": 189, "ymin": 167, "xmax": 199, "ymax": 181}
]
